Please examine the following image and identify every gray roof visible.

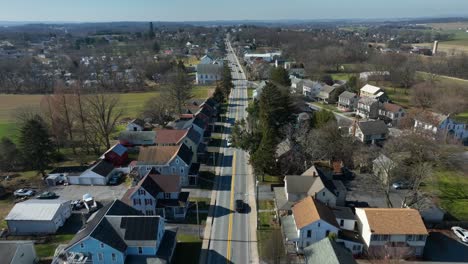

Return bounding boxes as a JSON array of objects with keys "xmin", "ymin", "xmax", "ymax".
[
  {"xmin": 274, "ymin": 187, "xmax": 294, "ymax": 211},
  {"xmin": 332, "ymin": 206, "xmax": 355, "ymax": 220},
  {"xmin": 358, "ymin": 97, "xmax": 378, "ymax": 106},
  {"xmin": 119, "ymin": 131, "xmax": 156, "ymax": 145},
  {"xmin": 186, "ymin": 127, "xmax": 201, "ymax": 145},
  {"xmin": 90, "ymin": 160, "xmax": 115, "ymax": 177},
  {"xmin": 321, "ymin": 85, "xmax": 336, "ymax": 94},
  {"xmin": 358, "ymin": 120, "xmax": 389, "ymax": 135},
  {"xmin": 285, "ymin": 175, "xmax": 317, "ymax": 194},
  {"xmin": 6, "ymin": 199, "xmax": 70, "ymax": 221},
  {"xmin": 281, "ymin": 215, "xmax": 300, "ymax": 240},
  {"xmin": 196, "ymin": 64, "xmax": 223, "ymax": 75},
  {"xmin": 339, "ymin": 91, "xmax": 357, "ymax": 100},
  {"xmin": 304, "ymin": 238, "xmax": 358, "ymax": 264},
  {"xmin": 0, "ymin": 241, "xmax": 34, "ymax": 263}
]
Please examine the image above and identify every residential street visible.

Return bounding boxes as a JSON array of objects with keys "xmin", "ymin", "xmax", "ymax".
[{"xmin": 202, "ymin": 39, "xmax": 259, "ymax": 264}]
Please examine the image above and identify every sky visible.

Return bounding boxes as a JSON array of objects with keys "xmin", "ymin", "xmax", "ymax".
[{"xmin": 0, "ymin": 0, "xmax": 468, "ymax": 22}]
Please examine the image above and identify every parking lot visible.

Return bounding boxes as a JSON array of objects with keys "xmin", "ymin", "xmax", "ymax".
[
  {"xmin": 345, "ymin": 172, "xmax": 407, "ymax": 208},
  {"xmin": 47, "ymin": 183, "xmax": 128, "ymax": 202}
]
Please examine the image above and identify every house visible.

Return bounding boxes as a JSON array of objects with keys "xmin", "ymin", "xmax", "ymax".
[
  {"xmin": 119, "ymin": 131, "xmax": 156, "ymax": 147},
  {"xmin": 303, "ymin": 238, "xmax": 358, "ymax": 264},
  {"xmin": 288, "ymin": 68, "xmax": 306, "ymax": 78},
  {"xmin": 6, "ymin": 200, "xmax": 71, "ymax": 235},
  {"xmin": 302, "ymin": 80, "xmax": 323, "ymax": 100},
  {"xmin": 166, "ymin": 117, "xmax": 205, "ymax": 139},
  {"xmin": 379, "ymin": 103, "xmax": 406, "ymax": 127},
  {"xmin": 317, "ymin": 85, "xmax": 338, "ymax": 104},
  {"xmin": 337, "ymin": 91, "xmax": 358, "ymax": 112},
  {"xmin": 0, "ymin": 241, "xmax": 38, "ymax": 264},
  {"xmin": 46, "ymin": 166, "xmax": 88, "ymax": 186},
  {"xmin": 274, "ymin": 166, "xmax": 346, "ymax": 213},
  {"xmin": 126, "ymin": 119, "xmax": 145, "ymax": 132},
  {"xmin": 359, "ymin": 84, "xmax": 387, "ymax": 102},
  {"xmin": 122, "ymin": 171, "xmax": 189, "ymax": 219},
  {"xmin": 68, "ymin": 160, "xmax": 115, "ymax": 185},
  {"xmin": 57, "ymin": 200, "xmax": 176, "ymax": 264},
  {"xmin": 282, "ymin": 197, "xmax": 340, "ymax": 252},
  {"xmin": 103, "ymin": 144, "xmax": 128, "ymax": 167},
  {"xmin": 355, "ymin": 208, "xmax": 428, "ymax": 258},
  {"xmin": 244, "ymin": 51, "xmax": 281, "ymax": 62},
  {"xmin": 136, "ymin": 144, "xmax": 195, "ymax": 186},
  {"xmin": 439, "ymin": 116, "xmax": 468, "ymax": 145},
  {"xmin": 351, "ymin": 120, "xmax": 389, "ymax": 144},
  {"xmin": 290, "ymin": 76, "xmax": 303, "ymax": 94},
  {"xmin": 195, "ymin": 64, "xmax": 222, "ymax": 84},
  {"xmin": 199, "ymin": 54, "xmax": 214, "ymax": 64},
  {"xmin": 154, "ymin": 127, "xmax": 201, "ymax": 162},
  {"xmin": 413, "ymin": 111, "xmax": 448, "ymax": 139},
  {"xmin": 356, "ymin": 97, "xmax": 380, "ymax": 119}
]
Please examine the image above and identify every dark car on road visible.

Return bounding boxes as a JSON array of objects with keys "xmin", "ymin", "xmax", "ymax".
[{"xmin": 37, "ymin": 191, "xmax": 58, "ymax": 199}]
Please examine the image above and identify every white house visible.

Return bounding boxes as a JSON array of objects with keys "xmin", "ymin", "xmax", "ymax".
[
  {"xmin": 6, "ymin": 200, "xmax": 71, "ymax": 235},
  {"xmin": 337, "ymin": 91, "xmax": 358, "ymax": 112},
  {"xmin": 378, "ymin": 103, "xmax": 406, "ymax": 127},
  {"xmin": 290, "ymin": 76, "xmax": 303, "ymax": 94},
  {"xmin": 287, "ymin": 197, "xmax": 340, "ymax": 252},
  {"xmin": 126, "ymin": 118, "xmax": 145, "ymax": 131},
  {"xmin": 302, "ymin": 80, "xmax": 323, "ymax": 100},
  {"xmin": 67, "ymin": 160, "xmax": 115, "ymax": 185},
  {"xmin": 244, "ymin": 51, "xmax": 282, "ymax": 62},
  {"xmin": 356, "ymin": 97, "xmax": 380, "ymax": 119},
  {"xmin": 355, "ymin": 208, "xmax": 428, "ymax": 258},
  {"xmin": 360, "ymin": 84, "xmax": 387, "ymax": 101},
  {"xmin": 195, "ymin": 64, "xmax": 223, "ymax": 84},
  {"xmin": 199, "ymin": 55, "xmax": 214, "ymax": 64},
  {"xmin": 0, "ymin": 241, "xmax": 38, "ymax": 264},
  {"xmin": 351, "ymin": 120, "xmax": 389, "ymax": 144},
  {"xmin": 413, "ymin": 111, "xmax": 448, "ymax": 139}
]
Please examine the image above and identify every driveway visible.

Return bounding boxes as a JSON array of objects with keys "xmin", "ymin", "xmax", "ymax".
[
  {"xmin": 345, "ymin": 172, "xmax": 406, "ymax": 208},
  {"xmin": 47, "ymin": 183, "xmax": 128, "ymax": 202}
]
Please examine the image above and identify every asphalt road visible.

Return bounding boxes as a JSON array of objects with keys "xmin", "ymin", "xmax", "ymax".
[{"xmin": 206, "ymin": 39, "xmax": 257, "ymax": 264}]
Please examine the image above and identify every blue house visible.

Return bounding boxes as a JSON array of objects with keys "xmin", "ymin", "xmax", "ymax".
[{"xmin": 55, "ymin": 200, "xmax": 176, "ymax": 264}]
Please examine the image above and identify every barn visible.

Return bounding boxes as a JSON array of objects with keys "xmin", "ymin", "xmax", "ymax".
[
  {"xmin": 6, "ymin": 200, "xmax": 71, "ymax": 235},
  {"xmin": 103, "ymin": 144, "xmax": 128, "ymax": 166}
]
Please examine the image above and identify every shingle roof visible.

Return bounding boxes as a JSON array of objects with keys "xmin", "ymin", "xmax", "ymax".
[
  {"xmin": 339, "ymin": 91, "xmax": 357, "ymax": 100},
  {"xmin": 382, "ymin": 102, "xmax": 403, "ymax": 113},
  {"xmin": 285, "ymin": 175, "xmax": 317, "ymax": 194},
  {"xmin": 292, "ymin": 197, "xmax": 339, "ymax": 229},
  {"xmin": 332, "ymin": 206, "xmax": 355, "ymax": 220},
  {"xmin": 358, "ymin": 208, "xmax": 428, "ymax": 235},
  {"xmin": 358, "ymin": 120, "xmax": 389, "ymax": 136},
  {"xmin": 6, "ymin": 199, "xmax": 70, "ymax": 221},
  {"xmin": 178, "ymin": 144, "xmax": 193, "ymax": 165},
  {"xmin": 321, "ymin": 85, "xmax": 336, "ymax": 94},
  {"xmin": 120, "ymin": 216, "xmax": 160, "ymax": 240},
  {"xmin": 91, "ymin": 160, "xmax": 115, "ymax": 177},
  {"xmin": 186, "ymin": 127, "xmax": 201, "ymax": 145},
  {"xmin": 196, "ymin": 64, "xmax": 223, "ymax": 75},
  {"xmin": 119, "ymin": 131, "xmax": 156, "ymax": 145},
  {"xmin": 358, "ymin": 97, "xmax": 378, "ymax": 105},
  {"xmin": 0, "ymin": 241, "xmax": 34, "ymax": 264},
  {"xmin": 138, "ymin": 146, "xmax": 180, "ymax": 165},
  {"xmin": 122, "ymin": 173, "xmax": 181, "ymax": 204},
  {"xmin": 304, "ymin": 238, "xmax": 358, "ymax": 264},
  {"xmin": 154, "ymin": 129, "xmax": 188, "ymax": 145},
  {"xmin": 130, "ymin": 118, "xmax": 145, "ymax": 127}
]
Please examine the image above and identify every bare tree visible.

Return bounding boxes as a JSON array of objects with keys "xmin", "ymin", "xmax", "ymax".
[
  {"xmin": 163, "ymin": 68, "xmax": 193, "ymax": 114},
  {"xmin": 52, "ymin": 84, "xmax": 77, "ymax": 154},
  {"xmin": 86, "ymin": 93, "xmax": 124, "ymax": 149},
  {"xmin": 410, "ymin": 81, "xmax": 436, "ymax": 109},
  {"xmin": 141, "ymin": 96, "xmax": 174, "ymax": 125}
]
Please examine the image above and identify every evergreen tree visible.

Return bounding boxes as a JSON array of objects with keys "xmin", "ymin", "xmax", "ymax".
[
  {"xmin": 152, "ymin": 41, "xmax": 160, "ymax": 53},
  {"xmin": 221, "ymin": 64, "xmax": 234, "ymax": 96},
  {"xmin": 311, "ymin": 109, "xmax": 336, "ymax": 128},
  {"xmin": 148, "ymin": 22, "xmax": 155, "ymax": 39},
  {"xmin": 0, "ymin": 137, "xmax": 20, "ymax": 172},
  {"xmin": 258, "ymin": 82, "xmax": 292, "ymax": 134},
  {"xmin": 251, "ymin": 129, "xmax": 278, "ymax": 181},
  {"xmin": 212, "ymin": 82, "xmax": 225, "ymax": 103},
  {"xmin": 270, "ymin": 67, "xmax": 291, "ymax": 87},
  {"xmin": 19, "ymin": 116, "xmax": 55, "ymax": 177}
]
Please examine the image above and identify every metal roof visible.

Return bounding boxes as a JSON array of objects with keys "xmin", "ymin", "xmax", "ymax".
[{"xmin": 6, "ymin": 200, "xmax": 70, "ymax": 221}]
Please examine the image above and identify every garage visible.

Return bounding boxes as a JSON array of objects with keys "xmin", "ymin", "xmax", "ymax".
[{"xmin": 66, "ymin": 160, "xmax": 115, "ymax": 186}]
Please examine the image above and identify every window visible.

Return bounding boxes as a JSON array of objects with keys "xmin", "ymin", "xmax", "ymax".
[
  {"xmin": 149, "ymin": 199, "xmax": 153, "ymax": 205},
  {"xmin": 172, "ymin": 167, "xmax": 176, "ymax": 174},
  {"xmin": 80, "ymin": 243, "xmax": 84, "ymax": 249},
  {"xmin": 100, "ymin": 243, "xmax": 104, "ymax": 248},
  {"xmin": 98, "ymin": 253, "xmax": 104, "ymax": 261},
  {"xmin": 340, "ymin": 219, "xmax": 344, "ymax": 227},
  {"xmin": 180, "ymin": 167, "xmax": 184, "ymax": 174},
  {"xmin": 111, "ymin": 253, "xmax": 116, "ymax": 262},
  {"xmin": 176, "ymin": 158, "xmax": 179, "ymax": 164},
  {"xmin": 353, "ymin": 245, "xmax": 361, "ymax": 251},
  {"xmin": 317, "ymin": 222, "xmax": 320, "ymax": 227},
  {"xmin": 322, "ymin": 192, "xmax": 325, "ymax": 197},
  {"xmin": 407, "ymin": 235, "xmax": 415, "ymax": 241},
  {"xmin": 307, "ymin": 230, "xmax": 311, "ymax": 238},
  {"xmin": 138, "ymin": 247, "xmax": 143, "ymax": 254},
  {"xmin": 417, "ymin": 235, "xmax": 425, "ymax": 241},
  {"xmin": 165, "ymin": 193, "xmax": 171, "ymax": 199}
]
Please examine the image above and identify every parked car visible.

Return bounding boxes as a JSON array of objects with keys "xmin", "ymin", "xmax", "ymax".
[
  {"xmin": 37, "ymin": 191, "xmax": 58, "ymax": 199},
  {"xmin": 451, "ymin": 226, "xmax": 468, "ymax": 243},
  {"xmin": 71, "ymin": 199, "xmax": 84, "ymax": 210},
  {"xmin": 108, "ymin": 172, "xmax": 123, "ymax": 185},
  {"xmin": 13, "ymin": 189, "xmax": 35, "ymax": 197},
  {"xmin": 235, "ymin": 199, "xmax": 244, "ymax": 213},
  {"xmin": 392, "ymin": 181, "xmax": 411, "ymax": 190}
]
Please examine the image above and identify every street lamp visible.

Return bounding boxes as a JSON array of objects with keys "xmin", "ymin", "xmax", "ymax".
[{"xmin": 256, "ymin": 180, "xmax": 259, "ymax": 229}]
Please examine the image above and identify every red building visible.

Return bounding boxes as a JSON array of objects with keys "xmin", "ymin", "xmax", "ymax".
[{"xmin": 104, "ymin": 144, "xmax": 128, "ymax": 166}]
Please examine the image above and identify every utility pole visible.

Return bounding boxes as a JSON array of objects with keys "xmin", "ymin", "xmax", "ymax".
[{"xmin": 196, "ymin": 200, "xmax": 201, "ymax": 238}]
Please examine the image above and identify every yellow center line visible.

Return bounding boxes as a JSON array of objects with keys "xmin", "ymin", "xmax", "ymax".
[{"xmin": 226, "ymin": 69, "xmax": 241, "ymax": 263}]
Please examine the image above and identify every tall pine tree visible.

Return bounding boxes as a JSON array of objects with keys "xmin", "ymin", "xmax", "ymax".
[
  {"xmin": 19, "ymin": 116, "xmax": 55, "ymax": 177},
  {"xmin": 148, "ymin": 22, "xmax": 155, "ymax": 39}
]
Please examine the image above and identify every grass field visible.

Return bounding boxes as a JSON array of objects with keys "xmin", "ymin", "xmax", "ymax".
[
  {"xmin": 0, "ymin": 85, "xmax": 214, "ymax": 139},
  {"xmin": 413, "ymin": 25, "xmax": 468, "ymax": 54},
  {"xmin": 427, "ymin": 169, "xmax": 468, "ymax": 221}
]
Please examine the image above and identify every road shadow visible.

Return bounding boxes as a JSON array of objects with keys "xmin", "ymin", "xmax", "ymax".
[
  {"xmin": 203, "ymin": 249, "xmax": 234, "ymax": 264},
  {"xmin": 213, "ymin": 175, "xmax": 231, "ymax": 191},
  {"xmin": 211, "ymin": 204, "xmax": 234, "ymax": 218},
  {"xmin": 424, "ymin": 232, "xmax": 468, "ymax": 262},
  {"xmin": 173, "ymin": 241, "xmax": 202, "ymax": 264}
]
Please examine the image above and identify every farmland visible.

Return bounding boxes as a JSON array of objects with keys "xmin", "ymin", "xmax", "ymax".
[
  {"xmin": 0, "ymin": 85, "xmax": 214, "ymax": 139},
  {"xmin": 413, "ymin": 23, "xmax": 468, "ymax": 54}
]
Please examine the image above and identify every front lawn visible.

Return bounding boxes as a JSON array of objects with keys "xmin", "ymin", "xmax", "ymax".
[
  {"xmin": 35, "ymin": 234, "xmax": 75, "ymax": 258},
  {"xmin": 258, "ymin": 200, "xmax": 275, "ymax": 211}
]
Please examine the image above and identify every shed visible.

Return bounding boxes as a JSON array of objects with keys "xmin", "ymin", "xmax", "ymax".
[
  {"xmin": 103, "ymin": 144, "xmax": 128, "ymax": 166},
  {"xmin": 6, "ymin": 200, "xmax": 71, "ymax": 235}
]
